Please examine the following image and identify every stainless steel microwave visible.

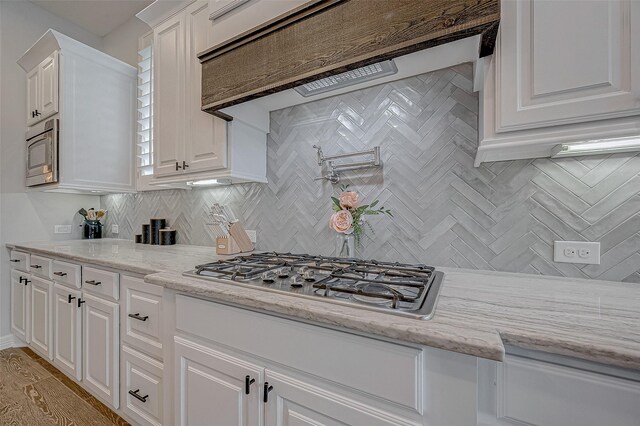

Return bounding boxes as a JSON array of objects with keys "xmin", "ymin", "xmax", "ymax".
[{"xmin": 26, "ymin": 116, "xmax": 58, "ymax": 187}]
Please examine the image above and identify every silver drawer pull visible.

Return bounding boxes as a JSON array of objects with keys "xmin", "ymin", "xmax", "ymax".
[
  {"xmin": 128, "ymin": 389, "xmax": 149, "ymax": 403},
  {"xmin": 9, "ymin": 259, "xmax": 20, "ymax": 263},
  {"xmin": 85, "ymin": 280, "xmax": 101, "ymax": 285},
  {"xmin": 128, "ymin": 313, "xmax": 149, "ymax": 322},
  {"xmin": 53, "ymin": 272, "xmax": 67, "ymax": 277}
]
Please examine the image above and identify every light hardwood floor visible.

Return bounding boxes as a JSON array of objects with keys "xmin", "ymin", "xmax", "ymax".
[{"xmin": 0, "ymin": 347, "xmax": 129, "ymax": 425}]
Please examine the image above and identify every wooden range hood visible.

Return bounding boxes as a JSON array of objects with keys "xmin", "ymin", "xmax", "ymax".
[{"xmin": 198, "ymin": 0, "xmax": 500, "ymax": 120}]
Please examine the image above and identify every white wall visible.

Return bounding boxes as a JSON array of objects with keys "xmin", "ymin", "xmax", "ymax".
[
  {"xmin": 102, "ymin": 15, "xmax": 150, "ymax": 67},
  {"xmin": 0, "ymin": 0, "xmax": 102, "ymax": 340}
]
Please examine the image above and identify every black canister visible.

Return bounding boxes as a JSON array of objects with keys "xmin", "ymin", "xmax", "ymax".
[
  {"xmin": 142, "ymin": 224, "xmax": 151, "ymax": 244},
  {"xmin": 83, "ymin": 220, "xmax": 103, "ymax": 239},
  {"xmin": 135, "ymin": 234, "xmax": 142, "ymax": 243},
  {"xmin": 159, "ymin": 229, "xmax": 177, "ymax": 245},
  {"xmin": 150, "ymin": 219, "xmax": 166, "ymax": 245}
]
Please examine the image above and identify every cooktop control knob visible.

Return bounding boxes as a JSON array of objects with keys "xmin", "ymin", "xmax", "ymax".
[
  {"xmin": 275, "ymin": 267, "xmax": 291, "ymax": 278},
  {"xmin": 289, "ymin": 275, "xmax": 304, "ymax": 288},
  {"xmin": 261, "ymin": 271, "xmax": 276, "ymax": 283}
]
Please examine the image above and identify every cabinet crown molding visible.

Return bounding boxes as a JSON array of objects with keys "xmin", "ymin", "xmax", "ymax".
[{"xmin": 17, "ymin": 29, "xmax": 134, "ymax": 75}]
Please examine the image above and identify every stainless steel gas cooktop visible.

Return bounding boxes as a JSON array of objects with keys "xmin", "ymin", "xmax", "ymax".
[{"xmin": 183, "ymin": 252, "xmax": 444, "ymax": 320}]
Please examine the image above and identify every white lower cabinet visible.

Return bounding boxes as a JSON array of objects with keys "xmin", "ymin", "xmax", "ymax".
[
  {"xmin": 10, "ymin": 270, "xmax": 31, "ymax": 343},
  {"xmin": 173, "ymin": 295, "xmax": 424, "ymax": 426},
  {"xmin": 52, "ymin": 283, "xmax": 82, "ymax": 380},
  {"xmin": 478, "ymin": 352, "xmax": 640, "ymax": 426},
  {"xmin": 122, "ymin": 276, "xmax": 164, "ymax": 359},
  {"xmin": 122, "ymin": 345, "xmax": 164, "ymax": 426},
  {"xmin": 82, "ymin": 292, "xmax": 120, "ymax": 409},
  {"xmin": 263, "ymin": 370, "xmax": 415, "ymax": 426},
  {"xmin": 30, "ymin": 276, "xmax": 53, "ymax": 360},
  {"xmin": 174, "ymin": 337, "xmax": 262, "ymax": 426}
]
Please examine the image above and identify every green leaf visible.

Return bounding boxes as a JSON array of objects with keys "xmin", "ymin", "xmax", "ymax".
[
  {"xmin": 331, "ymin": 197, "xmax": 341, "ymax": 210},
  {"xmin": 369, "ymin": 199, "xmax": 379, "ymax": 208}
]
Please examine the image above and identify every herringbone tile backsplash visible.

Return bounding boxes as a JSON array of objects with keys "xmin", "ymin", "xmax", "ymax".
[{"xmin": 102, "ymin": 63, "xmax": 640, "ymax": 282}]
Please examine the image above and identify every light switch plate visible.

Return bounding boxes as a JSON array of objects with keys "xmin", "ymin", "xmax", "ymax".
[
  {"xmin": 111, "ymin": 225, "xmax": 119, "ymax": 234},
  {"xmin": 554, "ymin": 241, "xmax": 600, "ymax": 265},
  {"xmin": 54, "ymin": 225, "xmax": 72, "ymax": 234}
]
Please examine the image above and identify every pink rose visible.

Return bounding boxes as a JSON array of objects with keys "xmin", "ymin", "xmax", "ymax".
[
  {"xmin": 329, "ymin": 210, "xmax": 353, "ymax": 233},
  {"xmin": 339, "ymin": 191, "xmax": 359, "ymax": 209}
]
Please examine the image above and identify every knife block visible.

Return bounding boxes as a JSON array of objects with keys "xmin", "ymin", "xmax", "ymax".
[
  {"xmin": 215, "ymin": 236, "xmax": 242, "ymax": 255},
  {"xmin": 215, "ymin": 223, "xmax": 254, "ymax": 255}
]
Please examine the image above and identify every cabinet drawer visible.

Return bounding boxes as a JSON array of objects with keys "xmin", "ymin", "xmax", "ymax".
[
  {"xmin": 497, "ymin": 355, "xmax": 640, "ymax": 426},
  {"xmin": 82, "ymin": 266, "xmax": 119, "ymax": 301},
  {"xmin": 176, "ymin": 295, "xmax": 423, "ymax": 412},
  {"xmin": 9, "ymin": 250, "xmax": 29, "ymax": 272},
  {"xmin": 29, "ymin": 254, "xmax": 52, "ymax": 279},
  {"xmin": 122, "ymin": 276, "xmax": 163, "ymax": 359},
  {"xmin": 52, "ymin": 260, "xmax": 81, "ymax": 289},
  {"xmin": 122, "ymin": 345, "xmax": 163, "ymax": 426}
]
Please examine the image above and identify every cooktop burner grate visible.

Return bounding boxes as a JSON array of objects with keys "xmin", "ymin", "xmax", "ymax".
[{"xmin": 185, "ymin": 252, "xmax": 444, "ymax": 320}]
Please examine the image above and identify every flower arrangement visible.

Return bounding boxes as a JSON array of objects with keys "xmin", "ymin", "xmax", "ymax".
[{"xmin": 329, "ymin": 185, "xmax": 392, "ymax": 245}]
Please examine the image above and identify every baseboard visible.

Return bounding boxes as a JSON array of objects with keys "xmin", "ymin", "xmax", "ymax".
[{"xmin": 0, "ymin": 334, "xmax": 26, "ymax": 350}]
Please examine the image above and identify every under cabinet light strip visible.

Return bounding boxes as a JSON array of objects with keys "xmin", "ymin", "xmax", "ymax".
[{"xmin": 551, "ymin": 136, "xmax": 640, "ymax": 158}]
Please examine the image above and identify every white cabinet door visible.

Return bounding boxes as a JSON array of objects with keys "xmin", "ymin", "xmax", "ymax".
[
  {"xmin": 53, "ymin": 284, "xmax": 82, "ymax": 380},
  {"xmin": 496, "ymin": 0, "xmax": 640, "ymax": 132},
  {"xmin": 11, "ymin": 270, "xmax": 31, "ymax": 343},
  {"xmin": 492, "ymin": 355, "xmax": 640, "ymax": 426},
  {"xmin": 26, "ymin": 67, "xmax": 39, "ymax": 126},
  {"xmin": 153, "ymin": 14, "xmax": 186, "ymax": 177},
  {"xmin": 184, "ymin": 0, "xmax": 228, "ymax": 174},
  {"xmin": 39, "ymin": 52, "xmax": 59, "ymax": 121},
  {"xmin": 174, "ymin": 337, "xmax": 262, "ymax": 426},
  {"xmin": 30, "ymin": 276, "xmax": 53, "ymax": 360},
  {"xmin": 264, "ymin": 370, "xmax": 413, "ymax": 426},
  {"xmin": 82, "ymin": 293, "xmax": 119, "ymax": 409}
]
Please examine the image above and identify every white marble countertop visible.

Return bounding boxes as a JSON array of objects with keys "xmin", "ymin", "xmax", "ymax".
[
  {"xmin": 7, "ymin": 239, "xmax": 225, "ymax": 275},
  {"xmin": 8, "ymin": 239, "xmax": 640, "ymax": 369}
]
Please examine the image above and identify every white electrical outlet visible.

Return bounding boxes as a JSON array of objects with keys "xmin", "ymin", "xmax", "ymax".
[
  {"xmin": 111, "ymin": 225, "xmax": 119, "ymax": 234},
  {"xmin": 54, "ymin": 225, "xmax": 72, "ymax": 234},
  {"xmin": 554, "ymin": 241, "xmax": 600, "ymax": 265},
  {"xmin": 245, "ymin": 230, "xmax": 257, "ymax": 244}
]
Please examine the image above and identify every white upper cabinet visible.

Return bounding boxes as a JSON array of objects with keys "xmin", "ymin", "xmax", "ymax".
[
  {"xmin": 476, "ymin": 0, "xmax": 640, "ymax": 165},
  {"xmin": 26, "ymin": 52, "xmax": 59, "ymax": 127},
  {"xmin": 185, "ymin": 0, "xmax": 228, "ymax": 174},
  {"xmin": 137, "ymin": 0, "xmax": 269, "ymax": 187},
  {"xmin": 39, "ymin": 53, "xmax": 59, "ymax": 120},
  {"xmin": 151, "ymin": 1, "xmax": 229, "ymax": 179},
  {"xmin": 26, "ymin": 67, "xmax": 41, "ymax": 127},
  {"xmin": 498, "ymin": 0, "xmax": 639, "ymax": 131},
  {"xmin": 154, "ymin": 14, "xmax": 186, "ymax": 177},
  {"xmin": 18, "ymin": 30, "xmax": 136, "ymax": 193}
]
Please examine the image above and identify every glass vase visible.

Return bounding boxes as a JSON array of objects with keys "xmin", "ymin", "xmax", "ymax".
[{"xmin": 335, "ymin": 233, "xmax": 355, "ymax": 258}]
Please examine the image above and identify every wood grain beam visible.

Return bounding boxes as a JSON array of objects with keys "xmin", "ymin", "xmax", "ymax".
[{"xmin": 199, "ymin": 0, "xmax": 500, "ymax": 116}]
